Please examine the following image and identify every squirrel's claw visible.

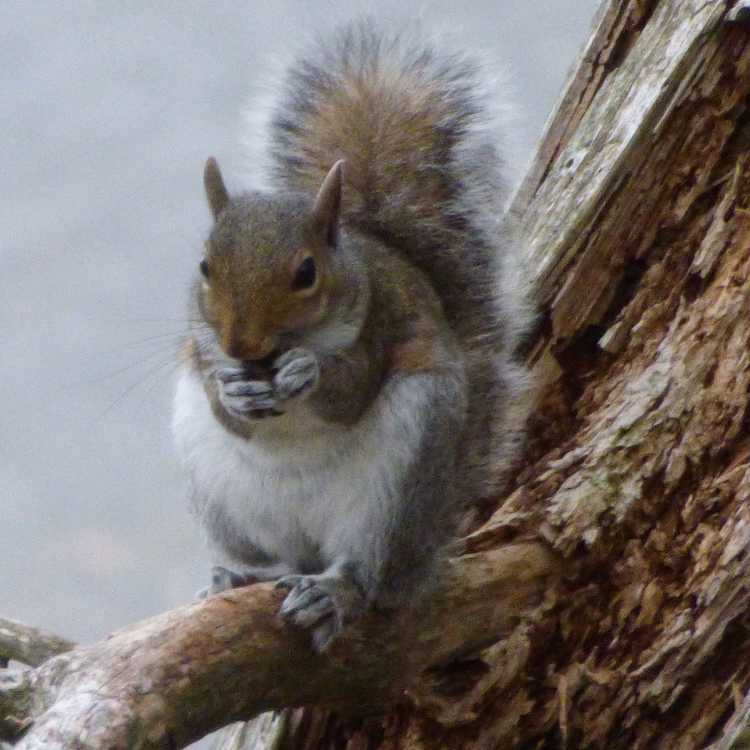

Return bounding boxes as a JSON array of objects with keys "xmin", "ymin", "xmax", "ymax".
[
  {"xmin": 222, "ymin": 381, "xmax": 273, "ymax": 398},
  {"xmin": 272, "ymin": 348, "xmax": 320, "ymax": 402},
  {"xmin": 196, "ymin": 565, "xmax": 258, "ymax": 600},
  {"xmin": 280, "ymin": 585, "xmax": 334, "ymax": 628},
  {"xmin": 215, "ymin": 349, "xmax": 318, "ymax": 420},
  {"xmin": 215, "ymin": 367, "xmax": 251, "ymax": 383},
  {"xmin": 218, "ymin": 376, "xmax": 283, "ymax": 420},
  {"xmin": 277, "ymin": 568, "xmax": 364, "ymax": 653}
]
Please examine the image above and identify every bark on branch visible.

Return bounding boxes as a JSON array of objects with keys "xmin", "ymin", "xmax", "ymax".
[
  {"xmin": 0, "ymin": 545, "xmax": 557, "ymax": 749},
  {"xmin": 0, "ymin": 619, "xmax": 74, "ymax": 669}
]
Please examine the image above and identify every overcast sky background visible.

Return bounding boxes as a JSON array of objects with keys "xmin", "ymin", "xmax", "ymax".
[{"xmin": 1, "ymin": 0, "xmax": 600, "ymax": 743}]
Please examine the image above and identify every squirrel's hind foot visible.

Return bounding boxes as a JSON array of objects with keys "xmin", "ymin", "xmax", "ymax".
[
  {"xmin": 196, "ymin": 565, "xmax": 258, "ymax": 600},
  {"xmin": 276, "ymin": 566, "xmax": 364, "ymax": 652}
]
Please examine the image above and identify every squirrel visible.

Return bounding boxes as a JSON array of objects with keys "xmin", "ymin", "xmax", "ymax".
[{"xmin": 172, "ymin": 20, "xmax": 532, "ymax": 651}]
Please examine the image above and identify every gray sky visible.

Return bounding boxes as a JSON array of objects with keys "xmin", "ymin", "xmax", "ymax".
[{"xmin": 1, "ymin": 0, "xmax": 599, "ymax": 740}]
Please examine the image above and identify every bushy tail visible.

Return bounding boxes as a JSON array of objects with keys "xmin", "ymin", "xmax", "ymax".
[{"xmin": 260, "ymin": 20, "xmax": 533, "ymax": 496}]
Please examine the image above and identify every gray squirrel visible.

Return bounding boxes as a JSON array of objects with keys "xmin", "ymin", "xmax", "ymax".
[{"xmin": 172, "ymin": 20, "xmax": 532, "ymax": 651}]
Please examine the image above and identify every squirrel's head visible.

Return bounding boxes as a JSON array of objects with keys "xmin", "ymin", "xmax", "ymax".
[{"xmin": 197, "ymin": 158, "xmax": 345, "ymax": 362}]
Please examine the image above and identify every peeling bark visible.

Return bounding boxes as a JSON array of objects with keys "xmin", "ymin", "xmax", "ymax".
[{"xmin": 4, "ymin": 1, "xmax": 750, "ymax": 748}]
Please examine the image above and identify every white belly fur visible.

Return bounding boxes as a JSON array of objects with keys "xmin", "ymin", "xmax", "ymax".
[{"xmin": 172, "ymin": 365, "xmax": 420, "ymax": 570}]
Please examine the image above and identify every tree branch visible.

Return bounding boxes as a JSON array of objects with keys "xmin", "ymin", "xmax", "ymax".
[
  {"xmin": 0, "ymin": 670, "xmax": 34, "ymax": 742},
  {"xmin": 0, "ymin": 619, "xmax": 74, "ymax": 669},
  {"xmin": 1, "ymin": 544, "xmax": 558, "ymax": 749}
]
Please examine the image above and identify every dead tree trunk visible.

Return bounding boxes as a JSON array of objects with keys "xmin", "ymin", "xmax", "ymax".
[
  {"xmin": 4, "ymin": 1, "xmax": 750, "ymax": 748},
  {"xmin": 217, "ymin": 0, "xmax": 750, "ymax": 748}
]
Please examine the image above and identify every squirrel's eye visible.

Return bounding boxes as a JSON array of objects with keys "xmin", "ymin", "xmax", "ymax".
[
  {"xmin": 292, "ymin": 256, "xmax": 317, "ymax": 290},
  {"xmin": 200, "ymin": 259, "xmax": 210, "ymax": 279}
]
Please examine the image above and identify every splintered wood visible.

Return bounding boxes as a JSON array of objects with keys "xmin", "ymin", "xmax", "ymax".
[{"xmin": 458, "ymin": 1, "xmax": 750, "ymax": 747}]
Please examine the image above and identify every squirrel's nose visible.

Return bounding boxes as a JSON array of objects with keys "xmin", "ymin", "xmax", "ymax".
[{"xmin": 224, "ymin": 335, "xmax": 276, "ymax": 362}]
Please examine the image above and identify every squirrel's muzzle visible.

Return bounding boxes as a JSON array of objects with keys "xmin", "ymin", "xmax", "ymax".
[{"xmin": 222, "ymin": 329, "xmax": 277, "ymax": 363}]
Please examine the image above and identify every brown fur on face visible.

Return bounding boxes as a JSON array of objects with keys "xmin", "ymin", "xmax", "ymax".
[{"xmin": 199, "ymin": 192, "xmax": 338, "ymax": 361}]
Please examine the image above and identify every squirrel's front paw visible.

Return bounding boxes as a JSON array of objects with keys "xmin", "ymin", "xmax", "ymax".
[
  {"xmin": 216, "ymin": 368, "xmax": 282, "ymax": 420},
  {"xmin": 216, "ymin": 349, "xmax": 318, "ymax": 420},
  {"xmin": 272, "ymin": 348, "xmax": 320, "ymax": 404}
]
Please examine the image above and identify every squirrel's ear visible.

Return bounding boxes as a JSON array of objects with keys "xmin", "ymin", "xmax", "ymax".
[
  {"xmin": 312, "ymin": 160, "xmax": 345, "ymax": 247},
  {"xmin": 204, "ymin": 157, "xmax": 229, "ymax": 220}
]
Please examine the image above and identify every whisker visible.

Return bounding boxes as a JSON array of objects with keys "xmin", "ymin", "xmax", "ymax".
[
  {"xmin": 63, "ymin": 344, "xmax": 185, "ymax": 389},
  {"xmin": 82, "ymin": 315, "xmax": 209, "ymax": 325},
  {"xmin": 141, "ymin": 358, "xmax": 187, "ymax": 401},
  {"xmin": 89, "ymin": 331, "xmax": 196, "ymax": 356},
  {"xmin": 94, "ymin": 353, "xmax": 185, "ymax": 422}
]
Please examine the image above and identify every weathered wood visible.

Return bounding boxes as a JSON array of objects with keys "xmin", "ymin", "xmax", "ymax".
[
  {"xmin": 411, "ymin": 0, "xmax": 750, "ymax": 746},
  {"xmin": 0, "ymin": 619, "xmax": 74, "ymax": 669},
  {"xmin": 0, "ymin": 544, "xmax": 556, "ymax": 748}
]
